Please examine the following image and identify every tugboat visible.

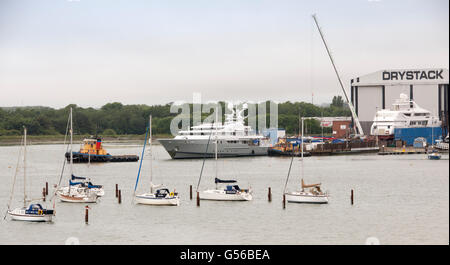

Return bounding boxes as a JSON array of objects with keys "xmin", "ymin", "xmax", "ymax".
[{"xmin": 65, "ymin": 136, "xmax": 139, "ymax": 163}]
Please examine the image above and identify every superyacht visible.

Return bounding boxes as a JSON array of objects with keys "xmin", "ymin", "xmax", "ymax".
[
  {"xmin": 370, "ymin": 93, "xmax": 441, "ymax": 139},
  {"xmin": 158, "ymin": 105, "xmax": 270, "ymax": 159}
]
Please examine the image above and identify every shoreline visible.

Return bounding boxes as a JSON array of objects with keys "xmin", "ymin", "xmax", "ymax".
[{"xmin": 0, "ymin": 134, "xmax": 171, "ymax": 146}]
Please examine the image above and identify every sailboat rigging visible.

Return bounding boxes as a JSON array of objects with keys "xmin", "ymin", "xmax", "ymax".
[
  {"xmin": 6, "ymin": 127, "xmax": 54, "ymax": 222},
  {"xmin": 56, "ymin": 107, "xmax": 101, "ymax": 203},
  {"xmin": 134, "ymin": 115, "xmax": 180, "ymax": 206},
  {"xmin": 197, "ymin": 105, "xmax": 253, "ymax": 201}
]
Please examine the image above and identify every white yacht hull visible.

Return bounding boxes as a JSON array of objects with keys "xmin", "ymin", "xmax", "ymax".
[
  {"xmin": 285, "ymin": 192, "xmax": 329, "ymax": 204},
  {"xmin": 199, "ymin": 190, "xmax": 253, "ymax": 201},
  {"xmin": 135, "ymin": 194, "xmax": 180, "ymax": 206},
  {"xmin": 159, "ymin": 139, "xmax": 268, "ymax": 159},
  {"xmin": 7, "ymin": 209, "xmax": 53, "ymax": 222}
]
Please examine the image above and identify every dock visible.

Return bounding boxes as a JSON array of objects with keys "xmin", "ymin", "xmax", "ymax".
[{"xmin": 378, "ymin": 146, "xmax": 426, "ymax": 155}]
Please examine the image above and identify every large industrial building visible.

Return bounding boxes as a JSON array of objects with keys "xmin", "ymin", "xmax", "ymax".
[{"xmin": 350, "ymin": 68, "xmax": 449, "ymax": 135}]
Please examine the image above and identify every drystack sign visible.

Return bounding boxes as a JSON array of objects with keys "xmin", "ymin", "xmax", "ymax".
[
  {"xmin": 382, "ymin": 70, "xmax": 444, "ymax": 81},
  {"xmin": 352, "ymin": 68, "xmax": 449, "ymax": 86}
]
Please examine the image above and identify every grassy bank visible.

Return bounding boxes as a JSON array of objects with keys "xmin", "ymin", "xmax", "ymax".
[{"xmin": 0, "ymin": 134, "xmax": 173, "ymax": 146}]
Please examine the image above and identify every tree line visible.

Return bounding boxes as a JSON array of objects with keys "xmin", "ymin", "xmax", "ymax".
[{"xmin": 0, "ymin": 96, "xmax": 350, "ymax": 137}]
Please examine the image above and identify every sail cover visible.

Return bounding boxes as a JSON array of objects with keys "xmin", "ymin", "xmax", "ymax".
[
  {"xmin": 71, "ymin": 174, "xmax": 86, "ymax": 180},
  {"xmin": 215, "ymin": 178, "xmax": 237, "ymax": 184}
]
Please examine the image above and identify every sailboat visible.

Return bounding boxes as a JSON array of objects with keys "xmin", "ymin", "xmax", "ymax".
[
  {"xmin": 197, "ymin": 106, "xmax": 253, "ymax": 201},
  {"xmin": 283, "ymin": 117, "xmax": 329, "ymax": 204},
  {"xmin": 58, "ymin": 174, "xmax": 105, "ymax": 197},
  {"xmin": 56, "ymin": 108, "xmax": 99, "ymax": 203},
  {"xmin": 134, "ymin": 115, "xmax": 180, "ymax": 206},
  {"xmin": 6, "ymin": 127, "xmax": 54, "ymax": 222}
]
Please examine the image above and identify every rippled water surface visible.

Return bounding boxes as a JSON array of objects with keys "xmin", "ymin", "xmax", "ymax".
[{"xmin": 0, "ymin": 143, "xmax": 448, "ymax": 245}]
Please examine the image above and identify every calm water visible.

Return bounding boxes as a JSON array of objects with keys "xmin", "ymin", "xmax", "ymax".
[{"xmin": 0, "ymin": 143, "xmax": 448, "ymax": 245}]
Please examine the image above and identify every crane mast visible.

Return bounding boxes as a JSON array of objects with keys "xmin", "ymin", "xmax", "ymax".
[{"xmin": 312, "ymin": 14, "xmax": 364, "ymax": 136}]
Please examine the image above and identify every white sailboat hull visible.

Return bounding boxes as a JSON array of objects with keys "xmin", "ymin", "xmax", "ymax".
[
  {"xmin": 199, "ymin": 189, "xmax": 253, "ymax": 201},
  {"xmin": 58, "ymin": 186, "xmax": 104, "ymax": 197},
  {"xmin": 135, "ymin": 194, "xmax": 180, "ymax": 206},
  {"xmin": 285, "ymin": 192, "xmax": 329, "ymax": 204},
  {"xmin": 56, "ymin": 190, "xmax": 98, "ymax": 203},
  {"xmin": 7, "ymin": 209, "xmax": 53, "ymax": 222}
]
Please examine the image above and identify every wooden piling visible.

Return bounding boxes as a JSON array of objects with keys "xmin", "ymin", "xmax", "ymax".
[
  {"xmin": 268, "ymin": 187, "xmax": 272, "ymax": 202},
  {"xmin": 118, "ymin": 190, "xmax": 122, "ymax": 204},
  {"xmin": 351, "ymin": 189, "xmax": 354, "ymax": 205},
  {"xmin": 115, "ymin": 184, "xmax": 118, "ymax": 198},
  {"xmin": 45, "ymin": 182, "xmax": 48, "ymax": 195},
  {"xmin": 190, "ymin": 185, "xmax": 193, "ymax": 200},
  {"xmin": 283, "ymin": 194, "xmax": 286, "ymax": 209},
  {"xmin": 42, "ymin": 188, "xmax": 46, "ymax": 201},
  {"xmin": 196, "ymin": 192, "xmax": 200, "ymax": 207},
  {"xmin": 85, "ymin": 206, "xmax": 89, "ymax": 224}
]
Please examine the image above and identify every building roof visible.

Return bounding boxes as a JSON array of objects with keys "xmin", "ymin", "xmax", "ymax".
[{"xmin": 351, "ymin": 68, "xmax": 449, "ymax": 86}]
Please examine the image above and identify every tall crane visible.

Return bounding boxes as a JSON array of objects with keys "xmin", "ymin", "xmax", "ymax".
[{"xmin": 312, "ymin": 14, "xmax": 364, "ymax": 137}]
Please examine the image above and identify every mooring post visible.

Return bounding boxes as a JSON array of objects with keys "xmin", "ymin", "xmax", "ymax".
[
  {"xmin": 118, "ymin": 190, "xmax": 122, "ymax": 204},
  {"xmin": 196, "ymin": 192, "xmax": 200, "ymax": 207},
  {"xmin": 190, "ymin": 185, "xmax": 193, "ymax": 200},
  {"xmin": 85, "ymin": 205, "xmax": 89, "ymax": 224},
  {"xmin": 42, "ymin": 188, "xmax": 46, "ymax": 201},
  {"xmin": 283, "ymin": 194, "xmax": 286, "ymax": 209},
  {"xmin": 351, "ymin": 189, "xmax": 354, "ymax": 205},
  {"xmin": 45, "ymin": 182, "xmax": 48, "ymax": 195},
  {"xmin": 115, "ymin": 184, "xmax": 118, "ymax": 198},
  {"xmin": 268, "ymin": 187, "xmax": 272, "ymax": 202}
]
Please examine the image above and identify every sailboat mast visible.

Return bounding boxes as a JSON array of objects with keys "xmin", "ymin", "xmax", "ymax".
[
  {"xmin": 215, "ymin": 107, "xmax": 218, "ymax": 181},
  {"xmin": 23, "ymin": 126, "xmax": 27, "ymax": 208},
  {"xmin": 301, "ymin": 117, "xmax": 304, "ymax": 181},
  {"xmin": 70, "ymin": 107, "xmax": 73, "ymax": 177},
  {"xmin": 149, "ymin": 115, "xmax": 153, "ymax": 193}
]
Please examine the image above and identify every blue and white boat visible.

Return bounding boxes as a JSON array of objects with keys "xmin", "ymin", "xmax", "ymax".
[
  {"xmin": 199, "ymin": 178, "xmax": 253, "ymax": 201},
  {"xmin": 57, "ymin": 174, "xmax": 104, "ymax": 197},
  {"xmin": 428, "ymin": 150, "xmax": 442, "ymax": 160},
  {"xmin": 134, "ymin": 115, "xmax": 180, "ymax": 206},
  {"xmin": 6, "ymin": 127, "xmax": 54, "ymax": 222}
]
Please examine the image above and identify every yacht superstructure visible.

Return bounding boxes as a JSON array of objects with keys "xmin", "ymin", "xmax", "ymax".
[
  {"xmin": 159, "ymin": 105, "xmax": 270, "ymax": 159},
  {"xmin": 370, "ymin": 93, "xmax": 441, "ymax": 139}
]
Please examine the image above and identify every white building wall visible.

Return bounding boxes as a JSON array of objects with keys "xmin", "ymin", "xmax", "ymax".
[
  {"xmin": 357, "ymin": 86, "xmax": 383, "ymax": 121},
  {"xmin": 413, "ymin": 84, "xmax": 439, "ymax": 117}
]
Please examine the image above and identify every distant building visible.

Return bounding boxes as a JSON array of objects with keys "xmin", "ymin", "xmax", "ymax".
[
  {"xmin": 313, "ymin": 117, "xmax": 352, "ymax": 138},
  {"xmin": 351, "ymin": 68, "xmax": 449, "ymax": 135}
]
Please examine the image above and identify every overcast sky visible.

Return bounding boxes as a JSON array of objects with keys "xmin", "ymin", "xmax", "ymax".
[{"xmin": 0, "ymin": 0, "xmax": 448, "ymax": 108}]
